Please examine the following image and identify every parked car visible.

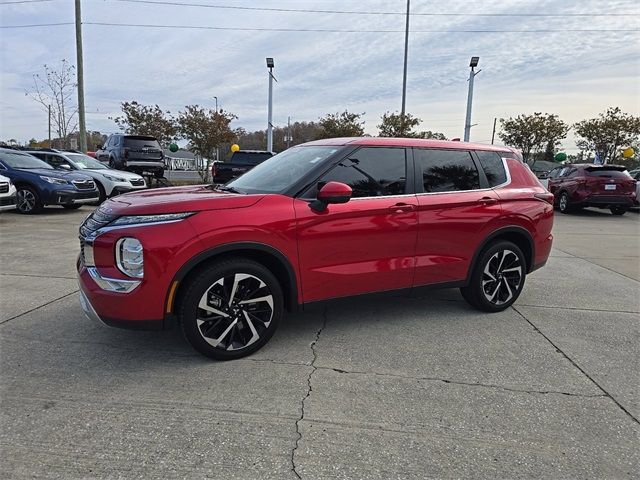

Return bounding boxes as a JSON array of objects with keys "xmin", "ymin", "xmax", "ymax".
[
  {"xmin": 0, "ymin": 148, "xmax": 99, "ymax": 214},
  {"xmin": 547, "ymin": 164, "xmax": 636, "ymax": 215},
  {"xmin": 26, "ymin": 149, "xmax": 147, "ymax": 203},
  {"xmin": 78, "ymin": 138, "xmax": 553, "ymax": 360},
  {"xmin": 0, "ymin": 173, "xmax": 17, "ymax": 212},
  {"xmin": 630, "ymin": 169, "xmax": 640, "ymax": 210},
  {"xmin": 95, "ymin": 134, "xmax": 165, "ymax": 178},
  {"xmin": 211, "ymin": 150, "xmax": 274, "ymax": 184}
]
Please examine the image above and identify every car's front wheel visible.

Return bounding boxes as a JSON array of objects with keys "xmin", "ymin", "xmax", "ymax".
[
  {"xmin": 15, "ymin": 186, "xmax": 43, "ymax": 214},
  {"xmin": 179, "ymin": 258, "xmax": 283, "ymax": 360},
  {"xmin": 461, "ymin": 241, "xmax": 526, "ymax": 312}
]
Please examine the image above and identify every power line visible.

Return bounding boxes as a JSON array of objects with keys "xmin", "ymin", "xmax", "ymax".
[
  {"xmin": 3, "ymin": 21, "xmax": 637, "ymax": 33},
  {"xmin": 111, "ymin": 0, "xmax": 640, "ymax": 17},
  {"xmin": 0, "ymin": 0, "xmax": 54, "ymax": 4}
]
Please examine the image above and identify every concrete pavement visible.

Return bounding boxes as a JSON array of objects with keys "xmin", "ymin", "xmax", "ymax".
[{"xmin": 0, "ymin": 206, "xmax": 638, "ymax": 478}]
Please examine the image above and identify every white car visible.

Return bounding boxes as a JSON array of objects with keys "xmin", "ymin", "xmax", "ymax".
[
  {"xmin": 26, "ymin": 149, "xmax": 147, "ymax": 203},
  {"xmin": 0, "ymin": 173, "xmax": 17, "ymax": 212}
]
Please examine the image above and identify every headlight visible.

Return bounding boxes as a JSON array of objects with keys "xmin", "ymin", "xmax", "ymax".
[
  {"xmin": 110, "ymin": 212, "xmax": 194, "ymax": 227},
  {"xmin": 40, "ymin": 175, "xmax": 68, "ymax": 185},
  {"xmin": 102, "ymin": 174, "xmax": 126, "ymax": 182},
  {"xmin": 116, "ymin": 237, "xmax": 144, "ymax": 278}
]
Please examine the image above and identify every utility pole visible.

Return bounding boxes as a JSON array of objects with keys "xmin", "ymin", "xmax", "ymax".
[
  {"xmin": 400, "ymin": 0, "xmax": 410, "ymax": 131},
  {"xmin": 48, "ymin": 105, "xmax": 51, "ymax": 147},
  {"xmin": 75, "ymin": 0, "xmax": 87, "ymax": 152},
  {"xmin": 464, "ymin": 56, "xmax": 481, "ymax": 142},
  {"xmin": 491, "ymin": 117, "xmax": 497, "ymax": 144},
  {"xmin": 266, "ymin": 58, "xmax": 275, "ymax": 152}
]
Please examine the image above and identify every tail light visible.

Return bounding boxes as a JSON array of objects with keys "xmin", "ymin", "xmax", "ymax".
[
  {"xmin": 211, "ymin": 162, "xmax": 217, "ymax": 179},
  {"xmin": 534, "ymin": 192, "xmax": 554, "ymax": 205}
]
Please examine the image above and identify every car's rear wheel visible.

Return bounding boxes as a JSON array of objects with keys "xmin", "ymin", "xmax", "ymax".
[
  {"xmin": 460, "ymin": 241, "xmax": 526, "ymax": 312},
  {"xmin": 179, "ymin": 258, "xmax": 283, "ymax": 360},
  {"xmin": 558, "ymin": 192, "xmax": 572, "ymax": 214},
  {"xmin": 610, "ymin": 206, "xmax": 626, "ymax": 215},
  {"xmin": 15, "ymin": 186, "xmax": 43, "ymax": 214}
]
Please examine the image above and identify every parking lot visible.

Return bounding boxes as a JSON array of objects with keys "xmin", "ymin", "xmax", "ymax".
[{"xmin": 0, "ymin": 207, "xmax": 638, "ymax": 478}]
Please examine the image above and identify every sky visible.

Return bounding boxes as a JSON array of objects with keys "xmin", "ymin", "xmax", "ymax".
[{"xmin": 1, "ymin": 0, "xmax": 639, "ymax": 152}]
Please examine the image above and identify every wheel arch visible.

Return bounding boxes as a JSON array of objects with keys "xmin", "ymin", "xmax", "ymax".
[
  {"xmin": 467, "ymin": 226, "xmax": 535, "ymax": 281},
  {"xmin": 167, "ymin": 242, "xmax": 299, "ymax": 318}
]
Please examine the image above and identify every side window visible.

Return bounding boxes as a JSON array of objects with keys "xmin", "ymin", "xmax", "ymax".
[
  {"xmin": 415, "ymin": 149, "xmax": 480, "ymax": 193},
  {"xmin": 46, "ymin": 154, "xmax": 64, "ymax": 168},
  {"xmin": 548, "ymin": 168, "xmax": 560, "ymax": 179},
  {"xmin": 567, "ymin": 168, "xmax": 579, "ymax": 177},
  {"xmin": 475, "ymin": 151, "xmax": 507, "ymax": 187},
  {"xmin": 315, "ymin": 147, "xmax": 407, "ymax": 198},
  {"xmin": 559, "ymin": 167, "xmax": 571, "ymax": 177},
  {"xmin": 30, "ymin": 152, "xmax": 48, "ymax": 164}
]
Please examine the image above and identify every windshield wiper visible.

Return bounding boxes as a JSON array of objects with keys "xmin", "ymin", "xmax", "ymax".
[{"xmin": 217, "ymin": 185, "xmax": 244, "ymax": 194}]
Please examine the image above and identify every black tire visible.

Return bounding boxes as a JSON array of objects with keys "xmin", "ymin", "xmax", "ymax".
[
  {"xmin": 108, "ymin": 157, "xmax": 118, "ymax": 169},
  {"xmin": 15, "ymin": 186, "xmax": 43, "ymax": 214},
  {"xmin": 94, "ymin": 181, "xmax": 107, "ymax": 204},
  {"xmin": 610, "ymin": 206, "xmax": 626, "ymax": 216},
  {"xmin": 558, "ymin": 192, "xmax": 572, "ymax": 214},
  {"xmin": 62, "ymin": 204, "xmax": 82, "ymax": 210},
  {"xmin": 460, "ymin": 240, "xmax": 526, "ymax": 312},
  {"xmin": 179, "ymin": 258, "xmax": 283, "ymax": 360},
  {"xmin": 154, "ymin": 168, "xmax": 165, "ymax": 179}
]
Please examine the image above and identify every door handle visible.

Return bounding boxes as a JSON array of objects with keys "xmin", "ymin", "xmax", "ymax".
[
  {"xmin": 477, "ymin": 197, "xmax": 498, "ymax": 205},
  {"xmin": 388, "ymin": 202, "xmax": 416, "ymax": 213}
]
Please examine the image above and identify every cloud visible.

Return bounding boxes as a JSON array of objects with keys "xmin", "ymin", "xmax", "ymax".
[{"xmin": 1, "ymin": 0, "xmax": 638, "ymax": 148}]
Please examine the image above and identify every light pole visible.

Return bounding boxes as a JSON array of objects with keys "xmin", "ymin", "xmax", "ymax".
[
  {"xmin": 214, "ymin": 96, "xmax": 218, "ymax": 112},
  {"xmin": 75, "ymin": 0, "xmax": 87, "ymax": 152},
  {"xmin": 266, "ymin": 57, "xmax": 276, "ymax": 152},
  {"xmin": 464, "ymin": 56, "xmax": 481, "ymax": 142},
  {"xmin": 400, "ymin": 0, "xmax": 410, "ymax": 131}
]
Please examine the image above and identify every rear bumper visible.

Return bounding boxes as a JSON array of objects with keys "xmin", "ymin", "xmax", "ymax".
[
  {"xmin": 124, "ymin": 161, "xmax": 165, "ymax": 170},
  {"xmin": 579, "ymin": 195, "xmax": 635, "ymax": 208}
]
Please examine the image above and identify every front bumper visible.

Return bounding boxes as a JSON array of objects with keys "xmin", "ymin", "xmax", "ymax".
[
  {"xmin": 0, "ymin": 194, "xmax": 16, "ymax": 211},
  {"xmin": 49, "ymin": 189, "xmax": 100, "ymax": 206},
  {"xmin": 110, "ymin": 184, "xmax": 147, "ymax": 196}
]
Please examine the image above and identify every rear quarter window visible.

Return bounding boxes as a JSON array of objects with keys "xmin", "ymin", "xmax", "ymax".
[{"xmin": 475, "ymin": 151, "xmax": 507, "ymax": 187}]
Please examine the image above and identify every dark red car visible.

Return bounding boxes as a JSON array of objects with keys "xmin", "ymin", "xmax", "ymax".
[
  {"xmin": 77, "ymin": 138, "xmax": 554, "ymax": 360},
  {"xmin": 547, "ymin": 163, "xmax": 636, "ymax": 215}
]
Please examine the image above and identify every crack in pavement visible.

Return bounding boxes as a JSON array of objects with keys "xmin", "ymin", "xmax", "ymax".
[
  {"xmin": 290, "ymin": 307, "xmax": 327, "ymax": 479},
  {"xmin": 0, "ymin": 290, "xmax": 79, "ymax": 326},
  {"xmin": 322, "ymin": 367, "xmax": 606, "ymax": 398},
  {"xmin": 512, "ymin": 305, "xmax": 640, "ymax": 425}
]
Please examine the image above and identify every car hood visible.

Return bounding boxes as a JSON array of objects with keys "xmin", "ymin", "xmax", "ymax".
[
  {"xmin": 104, "ymin": 185, "xmax": 265, "ymax": 215},
  {"xmin": 16, "ymin": 168, "xmax": 93, "ymax": 182}
]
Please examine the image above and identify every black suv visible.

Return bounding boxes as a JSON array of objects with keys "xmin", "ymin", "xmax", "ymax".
[
  {"xmin": 211, "ymin": 150, "xmax": 274, "ymax": 184},
  {"xmin": 96, "ymin": 135, "xmax": 165, "ymax": 178}
]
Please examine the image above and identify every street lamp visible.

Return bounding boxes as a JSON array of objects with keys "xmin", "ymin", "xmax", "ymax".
[
  {"xmin": 266, "ymin": 58, "xmax": 276, "ymax": 152},
  {"xmin": 463, "ymin": 56, "xmax": 481, "ymax": 142}
]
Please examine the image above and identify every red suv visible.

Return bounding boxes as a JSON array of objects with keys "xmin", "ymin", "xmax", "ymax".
[
  {"xmin": 547, "ymin": 163, "xmax": 636, "ymax": 215},
  {"xmin": 77, "ymin": 138, "xmax": 554, "ymax": 360}
]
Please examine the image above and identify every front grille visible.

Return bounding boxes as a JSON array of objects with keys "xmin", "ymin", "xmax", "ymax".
[
  {"xmin": 130, "ymin": 178, "xmax": 145, "ymax": 186},
  {"xmin": 79, "ymin": 206, "xmax": 117, "ymax": 238},
  {"xmin": 0, "ymin": 182, "xmax": 8, "ymax": 194},
  {"xmin": 73, "ymin": 180, "xmax": 96, "ymax": 190}
]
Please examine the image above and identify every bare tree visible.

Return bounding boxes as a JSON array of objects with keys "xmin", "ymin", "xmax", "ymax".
[{"xmin": 27, "ymin": 60, "xmax": 78, "ymax": 148}]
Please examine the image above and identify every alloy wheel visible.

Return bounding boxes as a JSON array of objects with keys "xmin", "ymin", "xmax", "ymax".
[
  {"xmin": 559, "ymin": 194, "xmax": 568, "ymax": 212},
  {"xmin": 481, "ymin": 249, "xmax": 523, "ymax": 306},
  {"xmin": 16, "ymin": 189, "xmax": 36, "ymax": 213},
  {"xmin": 196, "ymin": 273, "xmax": 274, "ymax": 351}
]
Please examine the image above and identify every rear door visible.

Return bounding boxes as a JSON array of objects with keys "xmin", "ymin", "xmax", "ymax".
[
  {"xmin": 584, "ymin": 166, "xmax": 636, "ymax": 197},
  {"xmin": 294, "ymin": 147, "xmax": 418, "ymax": 302},
  {"xmin": 413, "ymin": 148, "xmax": 502, "ymax": 285}
]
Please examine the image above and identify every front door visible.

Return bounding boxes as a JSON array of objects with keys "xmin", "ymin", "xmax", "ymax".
[{"xmin": 294, "ymin": 147, "xmax": 418, "ymax": 302}]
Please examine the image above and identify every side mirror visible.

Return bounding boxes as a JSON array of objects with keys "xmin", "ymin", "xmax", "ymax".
[
  {"xmin": 538, "ymin": 172, "xmax": 548, "ymax": 179},
  {"xmin": 310, "ymin": 181, "xmax": 352, "ymax": 212},
  {"xmin": 59, "ymin": 164, "xmax": 71, "ymax": 170}
]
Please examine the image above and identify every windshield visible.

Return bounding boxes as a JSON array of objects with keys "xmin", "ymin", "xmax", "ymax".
[
  {"xmin": 227, "ymin": 146, "xmax": 340, "ymax": 194},
  {"xmin": 66, "ymin": 153, "xmax": 107, "ymax": 169},
  {"xmin": 0, "ymin": 151, "xmax": 53, "ymax": 169}
]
